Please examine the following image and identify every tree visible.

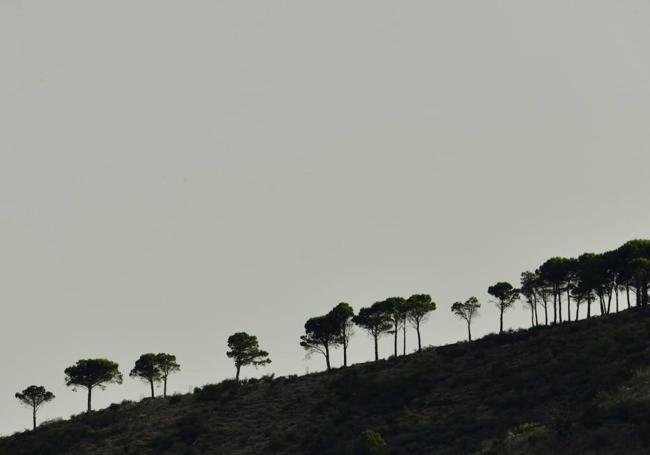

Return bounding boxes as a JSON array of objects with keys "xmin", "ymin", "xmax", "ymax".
[
  {"xmin": 327, "ymin": 303, "xmax": 355, "ymax": 367},
  {"xmin": 130, "ymin": 353, "xmax": 161, "ymax": 398},
  {"xmin": 377, "ymin": 297, "xmax": 405, "ymax": 357},
  {"xmin": 404, "ymin": 294, "xmax": 436, "ymax": 352},
  {"xmin": 156, "ymin": 353, "xmax": 180, "ymax": 398},
  {"xmin": 539, "ymin": 257, "xmax": 573, "ymax": 323},
  {"xmin": 353, "ymin": 303, "xmax": 393, "ymax": 361},
  {"xmin": 576, "ymin": 253, "xmax": 603, "ymax": 319},
  {"xmin": 451, "ymin": 297, "xmax": 480, "ymax": 341},
  {"xmin": 487, "ymin": 281, "xmax": 519, "ymax": 334},
  {"xmin": 64, "ymin": 359, "xmax": 122, "ymax": 412},
  {"xmin": 520, "ymin": 271, "xmax": 539, "ymax": 327},
  {"xmin": 15, "ymin": 386, "xmax": 55, "ymax": 430},
  {"xmin": 227, "ymin": 332, "xmax": 271, "ymax": 380},
  {"xmin": 300, "ymin": 315, "xmax": 341, "ymax": 372}
]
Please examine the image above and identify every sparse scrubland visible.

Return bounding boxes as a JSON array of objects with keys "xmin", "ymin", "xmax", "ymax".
[{"xmin": 4, "ymin": 307, "xmax": 650, "ymax": 454}]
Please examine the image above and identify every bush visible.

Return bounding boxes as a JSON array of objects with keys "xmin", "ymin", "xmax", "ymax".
[{"xmin": 354, "ymin": 430, "xmax": 390, "ymax": 455}]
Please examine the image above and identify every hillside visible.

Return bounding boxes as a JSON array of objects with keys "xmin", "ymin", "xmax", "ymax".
[{"xmin": 4, "ymin": 308, "xmax": 650, "ymax": 455}]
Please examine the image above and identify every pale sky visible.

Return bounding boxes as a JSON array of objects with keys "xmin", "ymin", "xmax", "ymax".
[{"xmin": 1, "ymin": 0, "xmax": 650, "ymax": 435}]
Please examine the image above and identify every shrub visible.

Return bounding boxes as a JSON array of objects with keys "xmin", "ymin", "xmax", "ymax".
[{"xmin": 354, "ymin": 430, "xmax": 390, "ymax": 455}]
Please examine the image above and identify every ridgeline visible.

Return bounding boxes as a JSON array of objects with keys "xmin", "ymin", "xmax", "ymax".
[{"xmin": 3, "ymin": 307, "xmax": 650, "ymax": 455}]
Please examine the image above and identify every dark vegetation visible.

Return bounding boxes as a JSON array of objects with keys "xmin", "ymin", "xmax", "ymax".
[
  {"xmin": 7, "ymin": 239, "xmax": 650, "ymax": 453},
  {"xmin": 5, "ymin": 307, "xmax": 650, "ymax": 454}
]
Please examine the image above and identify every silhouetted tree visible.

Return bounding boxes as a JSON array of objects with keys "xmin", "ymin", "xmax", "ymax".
[
  {"xmin": 630, "ymin": 257, "xmax": 650, "ymax": 307},
  {"xmin": 378, "ymin": 297, "xmax": 405, "ymax": 357},
  {"xmin": 576, "ymin": 253, "xmax": 603, "ymax": 319},
  {"xmin": 487, "ymin": 282, "xmax": 519, "ymax": 334},
  {"xmin": 227, "ymin": 332, "xmax": 271, "ymax": 380},
  {"xmin": 156, "ymin": 353, "xmax": 180, "ymax": 398},
  {"xmin": 327, "ymin": 303, "xmax": 355, "ymax": 367},
  {"xmin": 534, "ymin": 273, "xmax": 552, "ymax": 326},
  {"xmin": 15, "ymin": 386, "xmax": 55, "ymax": 430},
  {"xmin": 404, "ymin": 294, "xmax": 436, "ymax": 352},
  {"xmin": 64, "ymin": 359, "xmax": 122, "ymax": 412},
  {"xmin": 300, "ymin": 315, "xmax": 341, "ymax": 371},
  {"xmin": 130, "ymin": 353, "xmax": 161, "ymax": 398},
  {"xmin": 520, "ymin": 271, "xmax": 539, "ymax": 327},
  {"xmin": 353, "ymin": 303, "xmax": 393, "ymax": 361},
  {"xmin": 539, "ymin": 257, "xmax": 573, "ymax": 324},
  {"xmin": 451, "ymin": 297, "xmax": 480, "ymax": 341},
  {"xmin": 563, "ymin": 258, "xmax": 578, "ymax": 321}
]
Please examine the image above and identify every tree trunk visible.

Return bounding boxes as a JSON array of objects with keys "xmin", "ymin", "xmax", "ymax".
[
  {"xmin": 606, "ymin": 286, "xmax": 613, "ymax": 314},
  {"xmin": 533, "ymin": 294, "xmax": 539, "ymax": 326},
  {"xmin": 150, "ymin": 379, "xmax": 155, "ymax": 398},
  {"xmin": 575, "ymin": 300, "xmax": 579, "ymax": 321},
  {"xmin": 32, "ymin": 405, "xmax": 36, "ymax": 430},
  {"xmin": 544, "ymin": 300, "xmax": 548, "ymax": 325},
  {"xmin": 553, "ymin": 290, "xmax": 557, "ymax": 324},
  {"xmin": 558, "ymin": 290, "xmax": 563, "ymax": 323},
  {"xmin": 236, "ymin": 364, "xmax": 241, "ymax": 381},
  {"xmin": 530, "ymin": 304, "xmax": 534, "ymax": 327},
  {"xmin": 566, "ymin": 288, "xmax": 571, "ymax": 322},
  {"xmin": 587, "ymin": 295, "xmax": 592, "ymax": 319},
  {"xmin": 393, "ymin": 320, "xmax": 398, "ymax": 357},
  {"xmin": 87, "ymin": 387, "xmax": 92, "ymax": 413},
  {"xmin": 467, "ymin": 321, "xmax": 472, "ymax": 342},
  {"xmin": 402, "ymin": 322, "xmax": 406, "ymax": 356},
  {"xmin": 416, "ymin": 322, "xmax": 422, "ymax": 352},
  {"xmin": 325, "ymin": 344, "xmax": 331, "ymax": 371},
  {"xmin": 163, "ymin": 377, "xmax": 168, "ymax": 398},
  {"xmin": 373, "ymin": 334, "xmax": 379, "ymax": 361},
  {"xmin": 343, "ymin": 337, "xmax": 348, "ymax": 367},
  {"xmin": 499, "ymin": 306, "xmax": 504, "ymax": 334},
  {"xmin": 626, "ymin": 285, "xmax": 631, "ymax": 309},
  {"xmin": 615, "ymin": 288, "xmax": 619, "ymax": 312}
]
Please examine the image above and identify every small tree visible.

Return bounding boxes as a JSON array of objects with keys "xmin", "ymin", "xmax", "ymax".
[
  {"xmin": 64, "ymin": 359, "xmax": 123, "ymax": 412},
  {"xmin": 451, "ymin": 297, "xmax": 481, "ymax": 341},
  {"xmin": 405, "ymin": 294, "xmax": 436, "ymax": 352},
  {"xmin": 130, "ymin": 353, "xmax": 161, "ymax": 398},
  {"xmin": 15, "ymin": 385, "xmax": 55, "ymax": 430},
  {"xmin": 300, "ymin": 316, "xmax": 341, "ymax": 372},
  {"xmin": 327, "ymin": 303, "xmax": 355, "ymax": 367},
  {"xmin": 227, "ymin": 332, "xmax": 271, "ymax": 380},
  {"xmin": 353, "ymin": 303, "xmax": 393, "ymax": 361},
  {"xmin": 487, "ymin": 281, "xmax": 520, "ymax": 334},
  {"xmin": 156, "ymin": 353, "xmax": 180, "ymax": 398}
]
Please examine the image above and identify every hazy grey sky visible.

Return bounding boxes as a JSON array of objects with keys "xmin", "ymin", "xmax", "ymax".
[{"xmin": 1, "ymin": 0, "xmax": 650, "ymax": 435}]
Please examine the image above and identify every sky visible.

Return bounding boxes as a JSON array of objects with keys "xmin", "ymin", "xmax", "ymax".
[{"xmin": 1, "ymin": 0, "xmax": 650, "ymax": 436}]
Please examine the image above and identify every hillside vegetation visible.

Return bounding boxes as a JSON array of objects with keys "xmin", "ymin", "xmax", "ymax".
[{"xmin": 3, "ymin": 308, "xmax": 650, "ymax": 454}]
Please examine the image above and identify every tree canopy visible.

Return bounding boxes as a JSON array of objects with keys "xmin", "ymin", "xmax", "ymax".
[
  {"xmin": 15, "ymin": 385, "xmax": 55, "ymax": 430},
  {"xmin": 451, "ymin": 297, "xmax": 480, "ymax": 341},
  {"xmin": 300, "ymin": 315, "xmax": 341, "ymax": 371},
  {"xmin": 64, "ymin": 359, "xmax": 123, "ymax": 412},
  {"xmin": 130, "ymin": 353, "xmax": 162, "ymax": 398},
  {"xmin": 227, "ymin": 332, "xmax": 271, "ymax": 380}
]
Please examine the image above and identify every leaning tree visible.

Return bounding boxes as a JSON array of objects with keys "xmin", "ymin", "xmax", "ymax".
[
  {"xmin": 64, "ymin": 359, "xmax": 122, "ymax": 412},
  {"xmin": 227, "ymin": 332, "xmax": 271, "ymax": 380},
  {"xmin": 15, "ymin": 385, "xmax": 55, "ymax": 430}
]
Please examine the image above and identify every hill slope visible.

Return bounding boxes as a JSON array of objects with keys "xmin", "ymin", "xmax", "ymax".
[{"xmin": 4, "ymin": 308, "xmax": 650, "ymax": 455}]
